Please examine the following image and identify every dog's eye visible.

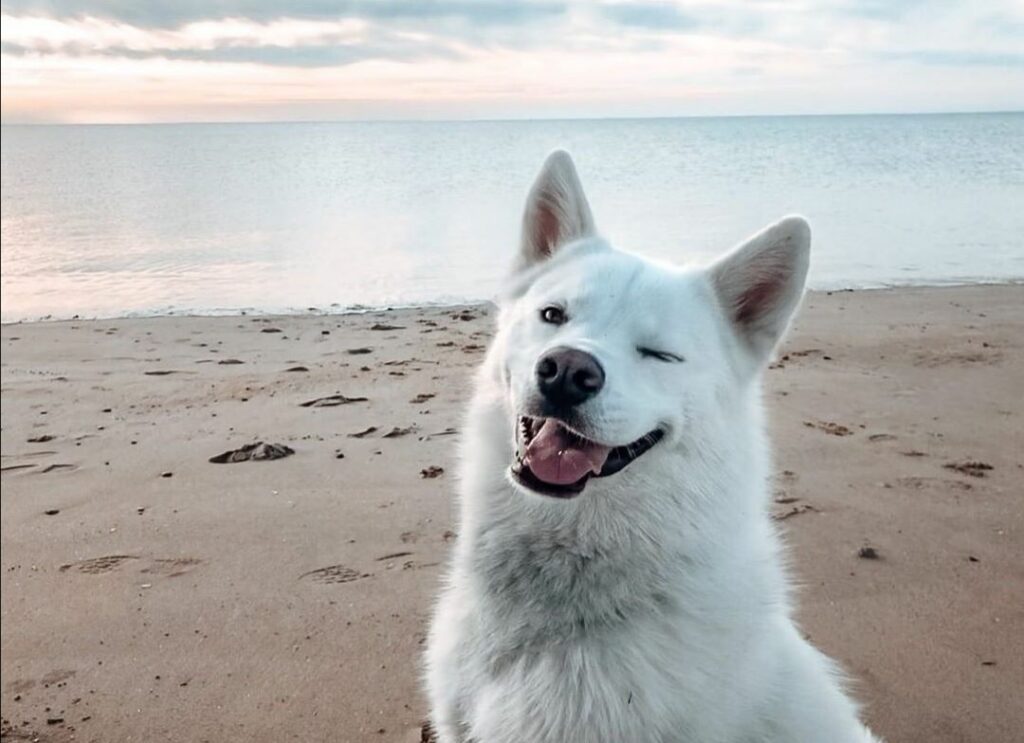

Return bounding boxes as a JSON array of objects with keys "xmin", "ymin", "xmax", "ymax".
[
  {"xmin": 638, "ymin": 347, "xmax": 684, "ymax": 363},
  {"xmin": 539, "ymin": 305, "xmax": 566, "ymax": 325}
]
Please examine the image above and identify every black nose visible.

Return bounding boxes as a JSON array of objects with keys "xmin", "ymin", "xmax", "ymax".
[{"xmin": 535, "ymin": 346, "xmax": 605, "ymax": 408}]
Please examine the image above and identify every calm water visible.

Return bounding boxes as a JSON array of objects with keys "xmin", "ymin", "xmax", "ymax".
[{"xmin": 2, "ymin": 113, "xmax": 1022, "ymax": 321}]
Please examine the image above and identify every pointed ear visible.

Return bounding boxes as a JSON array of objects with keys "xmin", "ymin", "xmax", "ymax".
[
  {"xmin": 518, "ymin": 150, "xmax": 595, "ymax": 270},
  {"xmin": 710, "ymin": 216, "xmax": 811, "ymax": 361}
]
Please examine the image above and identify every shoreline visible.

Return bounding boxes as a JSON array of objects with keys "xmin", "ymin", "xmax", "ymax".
[
  {"xmin": 3, "ymin": 280, "xmax": 1022, "ymax": 326},
  {"xmin": 2, "ymin": 283, "xmax": 1023, "ymax": 742}
]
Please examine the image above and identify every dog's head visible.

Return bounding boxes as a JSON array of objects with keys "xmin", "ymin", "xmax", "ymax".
[{"xmin": 492, "ymin": 151, "xmax": 810, "ymax": 499}]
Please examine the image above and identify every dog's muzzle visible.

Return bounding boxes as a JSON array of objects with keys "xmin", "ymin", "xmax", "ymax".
[{"xmin": 510, "ymin": 416, "xmax": 663, "ymax": 498}]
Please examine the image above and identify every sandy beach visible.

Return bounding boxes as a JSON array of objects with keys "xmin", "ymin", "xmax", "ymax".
[{"xmin": 1, "ymin": 284, "xmax": 1021, "ymax": 743}]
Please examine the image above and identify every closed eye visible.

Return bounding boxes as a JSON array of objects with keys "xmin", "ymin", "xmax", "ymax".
[{"xmin": 638, "ymin": 347, "xmax": 684, "ymax": 363}]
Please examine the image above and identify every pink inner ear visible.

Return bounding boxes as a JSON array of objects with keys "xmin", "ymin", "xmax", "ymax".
[
  {"xmin": 532, "ymin": 199, "xmax": 560, "ymax": 258},
  {"xmin": 734, "ymin": 271, "xmax": 784, "ymax": 326}
]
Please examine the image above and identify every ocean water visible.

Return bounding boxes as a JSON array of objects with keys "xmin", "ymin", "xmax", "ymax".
[{"xmin": 2, "ymin": 113, "xmax": 1022, "ymax": 321}]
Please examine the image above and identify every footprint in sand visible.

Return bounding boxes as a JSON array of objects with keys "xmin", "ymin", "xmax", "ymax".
[
  {"xmin": 300, "ymin": 565, "xmax": 369, "ymax": 585},
  {"xmin": 896, "ymin": 476, "xmax": 973, "ymax": 492},
  {"xmin": 209, "ymin": 442, "xmax": 295, "ymax": 463},
  {"xmin": 6, "ymin": 678, "xmax": 36, "ymax": 694},
  {"xmin": 370, "ymin": 323, "xmax": 405, "ymax": 331},
  {"xmin": 410, "ymin": 393, "xmax": 435, "ymax": 404},
  {"xmin": 62, "ymin": 555, "xmax": 201, "ymax": 578},
  {"xmin": 38, "ymin": 463, "xmax": 76, "ymax": 474},
  {"xmin": 402, "ymin": 560, "xmax": 441, "ymax": 571},
  {"xmin": 141, "ymin": 557, "xmax": 202, "ymax": 578},
  {"xmin": 383, "ymin": 358, "xmax": 436, "ymax": 368},
  {"xmin": 39, "ymin": 669, "xmax": 77, "ymax": 685},
  {"xmin": 943, "ymin": 461, "xmax": 993, "ymax": 478},
  {"xmin": 425, "ymin": 427, "xmax": 458, "ymax": 440},
  {"xmin": 382, "ymin": 426, "xmax": 416, "ymax": 439},
  {"xmin": 62, "ymin": 555, "xmax": 139, "ymax": 574},
  {"xmin": 772, "ymin": 503, "xmax": 817, "ymax": 520},
  {"xmin": 299, "ymin": 394, "xmax": 368, "ymax": 407},
  {"xmin": 1, "ymin": 463, "xmax": 37, "ymax": 473},
  {"xmin": 348, "ymin": 426, "xmax": 378, "ymax": 439},
  {"xmin": 914, "ymin": 350, "xmax": 1002, "ymax": 368},
  {"xmin": 775, "ymin": 348, "xmax": 832, "ymax": 364},
  {"xmin": 803, "ymin": 420, "xmax": 853, "ymax": 436},
  {"xmin": 375, "ymin": 551, "xmax": 413, "ymax": 561}
]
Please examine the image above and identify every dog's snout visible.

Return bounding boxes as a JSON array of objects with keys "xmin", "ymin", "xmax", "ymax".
[{"xmin": 535, "ymin": 346, "xmax": 605, "ymax": 407}]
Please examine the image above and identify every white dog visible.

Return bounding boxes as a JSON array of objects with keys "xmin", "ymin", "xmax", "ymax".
[{"xmin": 425, "ymin": 151, "xmax": 882, "ymax": 743}]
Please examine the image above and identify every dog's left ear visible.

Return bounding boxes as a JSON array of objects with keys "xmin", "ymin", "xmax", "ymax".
[
  {"xmin": 517, "ymin": 150, "xmax": 595, "ymax": 270},
  {"xmin": 710, "ymin": 216, "xmax": 811, "ymax": 361}
]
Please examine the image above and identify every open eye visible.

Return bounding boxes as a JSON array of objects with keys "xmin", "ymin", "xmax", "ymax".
[
  {"xmin": 638, "ymin": 347, "xmax": 684, "ymax": 363},
  {"xmin": 540, "ymin": 305, "xmax": 566, "ymax": 325}
]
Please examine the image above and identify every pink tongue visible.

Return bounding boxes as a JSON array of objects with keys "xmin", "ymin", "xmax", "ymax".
[{"xmin": 524, "ymin": 419, "xmax": 612, "ymax": 486}]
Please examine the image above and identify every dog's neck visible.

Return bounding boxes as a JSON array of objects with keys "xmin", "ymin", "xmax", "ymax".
[{"xmin": 451, "ymin": 385, "xmax": 784, "ymax": 649}]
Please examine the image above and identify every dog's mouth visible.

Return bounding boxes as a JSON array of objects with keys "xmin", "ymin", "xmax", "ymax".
[{"xmin": 510, "ymin": 416, "xmax": 663, "ymax": 498}]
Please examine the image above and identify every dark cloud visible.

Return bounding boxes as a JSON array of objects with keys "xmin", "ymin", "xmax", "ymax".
[{"xmin": 0, "ymin": 0, "xmax": 568, "ymax": 27}]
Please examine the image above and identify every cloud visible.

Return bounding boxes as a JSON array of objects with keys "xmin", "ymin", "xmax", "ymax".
[
  {"xmin": 0, "ymin": 0, "xmax": 569, "ymax": 28},
  {"xmin": 0, "ymin": 14, "xmax": 470, "ymax": 68},
  {"xmin": 1, "ymin": 0, "xmax": 1022, "ymax": 122},
  {"xmin": 881, "ymin": 50, "xmax": 1024, "ymax": 68},
  {"xmin": 1, "ymin": 41, "xmax": 463, "ymax": 69},
  {"xmin": 597, "ymin": 2, "xmax": 698, "ymax": 30},
  {"xmin": 0, "ymin": 15, "xmax": 369, "ymax": 53}
]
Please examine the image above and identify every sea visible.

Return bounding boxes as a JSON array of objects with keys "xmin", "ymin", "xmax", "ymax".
[{"xmin": 2, "ymin": 112, "xmax": 1022, "ymax": 322}]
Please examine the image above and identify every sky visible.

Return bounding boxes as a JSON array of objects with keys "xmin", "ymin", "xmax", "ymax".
[{"xmin": 1, "ymin": 1, "xmax": 1022, "ymax": 123}]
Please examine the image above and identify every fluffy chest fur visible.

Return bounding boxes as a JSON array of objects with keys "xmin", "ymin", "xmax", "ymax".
[{"xmin": 427, "ymin": 398, "xmax": 790, "ymax": 743}]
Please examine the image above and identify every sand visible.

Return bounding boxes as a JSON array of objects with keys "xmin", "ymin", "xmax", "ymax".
[{"xmin": 1, "ymin": 285, "xmax": 1022, "ymax": 743}]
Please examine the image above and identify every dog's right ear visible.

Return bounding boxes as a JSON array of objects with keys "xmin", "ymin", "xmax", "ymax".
[{"xmin": 517, "ymin": 150, "xmax": 595, "ymax": 270}]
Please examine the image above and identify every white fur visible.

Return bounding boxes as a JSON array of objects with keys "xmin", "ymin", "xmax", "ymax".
[{"xmin": 425, "ymin": 151, "xmax": 882, "ymax": 743}]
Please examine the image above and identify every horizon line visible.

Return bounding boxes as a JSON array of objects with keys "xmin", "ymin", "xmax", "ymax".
[{"xmin": 2, "ymin": 108, "xmax": 1021, "ymax": 128}]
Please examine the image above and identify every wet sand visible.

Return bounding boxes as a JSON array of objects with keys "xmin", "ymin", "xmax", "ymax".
[{"xmin": 2, "ymin": 285, "xmax": 1022, "ymax": 742}]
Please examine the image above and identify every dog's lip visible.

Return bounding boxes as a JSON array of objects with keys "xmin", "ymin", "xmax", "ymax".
[{"xmin": 510, "ymin": 415, "xmax": 663, "ymax": 498}]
